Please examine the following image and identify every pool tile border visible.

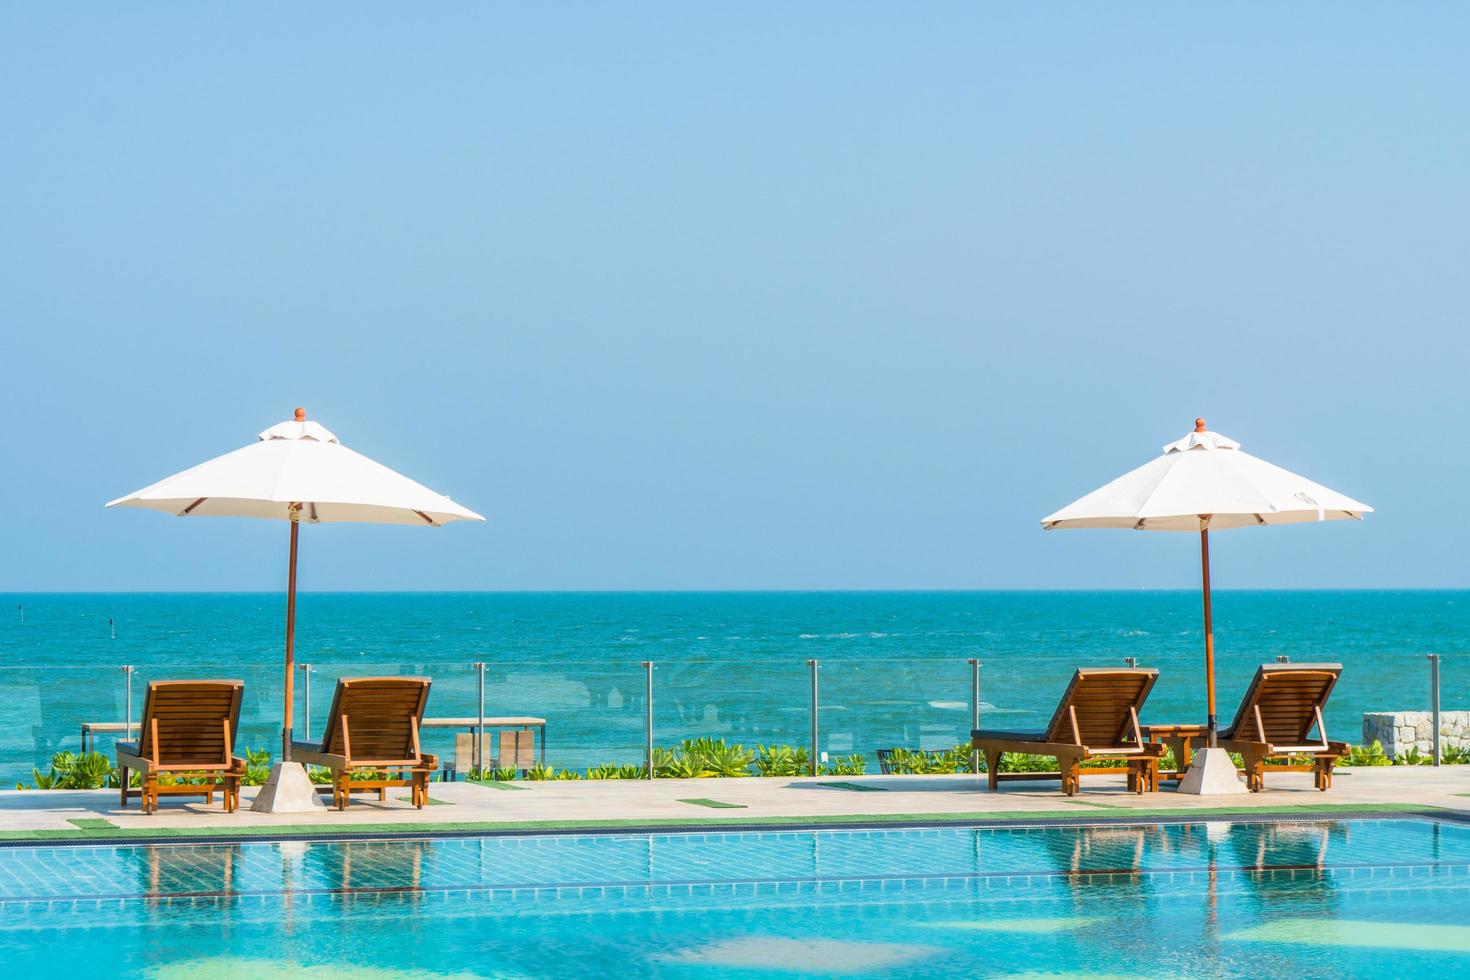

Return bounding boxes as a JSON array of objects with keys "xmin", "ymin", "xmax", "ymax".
[{"xmin": 0, "ymin": 802, "xmax": 1447, "ymax": 848}]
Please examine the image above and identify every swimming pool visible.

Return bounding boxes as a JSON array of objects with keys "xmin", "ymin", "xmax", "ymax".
[{"xmin": 1, "ymin": 818, "xmax": 1467, "ymax": 977}]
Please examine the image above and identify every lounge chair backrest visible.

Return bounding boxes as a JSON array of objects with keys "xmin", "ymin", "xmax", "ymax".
[
  {"xmin": 137, "ymin": 680, "xmax": 244, "ymax": 766},
  {"xmin": 317, "ymin": 677, "xmax": 431, "ymax": 763},
  {"xmin": 1224, "ymin": 663, "xmax": 1341, "ymax": 744},
  {"xmin": 1043, "ymin": 668, "xmax": 1157, "ymax": 747}
]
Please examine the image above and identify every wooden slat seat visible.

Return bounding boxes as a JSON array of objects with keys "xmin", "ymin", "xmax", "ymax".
[
  {"xmin": 291, "ymin": 677, "xmax": 438, "ymax": 810},
  {"xmin": 1220, "ymin": 663, "xmax": 1347, "ymax": 791},
  {"xmin": 116, "ymin": 680, "xmax": 246, "ymax": 814},
  {"xmin": 1145, "ymin": 663, "xmax": 1347, "ymax": 792},
  {"xmin": 972, "ymin": 668, "xmax": 1164, "ymax": 796}
]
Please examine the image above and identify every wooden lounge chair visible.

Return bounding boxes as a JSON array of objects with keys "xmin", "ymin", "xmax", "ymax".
[
  {"xmin": 972, "ymin": 668, "xmax": 1164, "ymax": 796},
  {"xmin": 291, "ymin": 677, "xmax": 438, "ymax": 809},
  {"xmin": 1146, "ymin": 664, "xmax": 1347, "ymax": 792},
  {"xmin": 116, "ymin": 680, "xmax": 246, "ymax": 814}
]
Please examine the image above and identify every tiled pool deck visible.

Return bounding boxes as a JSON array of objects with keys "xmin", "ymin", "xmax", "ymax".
[{"xmin": 4, "ymin": 766, "xmax": 1470, "ymax": 840}]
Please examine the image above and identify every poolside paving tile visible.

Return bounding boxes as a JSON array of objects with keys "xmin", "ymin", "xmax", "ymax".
[{"xmin": 0, "ymin": 767, "xmax": 1468, "ymax": 839}]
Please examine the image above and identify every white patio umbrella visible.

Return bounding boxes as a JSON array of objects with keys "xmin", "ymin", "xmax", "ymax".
[
  {"xmin": 1041, "ymin": 419, "xmax": 1370, "ymax": 780},
  {"xmin": 107, "ymin": 408, "xmax": 483, "ymax": 808}
]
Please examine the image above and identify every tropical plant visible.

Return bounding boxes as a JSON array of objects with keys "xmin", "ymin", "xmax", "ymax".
[
  {"xmin": 1340, "ymin": 740, "xmax": 1391, "ymax": 767},
  {"xmin": 585, "ymin": 764, "xmax": 622, "ymax": 780},
  {"xmin": 821, "ymin": 753, "xmax": 867, "ymax": 776},
  {"xmin": 755, "ymin": 744, "xmax": 810, "ymax": 777},
  {"xmin": 655, "ymin": 746, "xmax": 707, "ymax": 779},
  {"xmin": 688, "ymin": 737, "xmax": 755, "ymax": 777},
  {"xmin": 525, "ymin": 763, "xmax": 554, "ymax": 781},
  {"xmin": 552, "ymin": 768, "xmax": 584, "ymax": 780},
  {"xmin": 240, "ymin": 748, "xmax": 273, "ymax": 786},
  {"xmin": 1396, "ymin": 745, "xmax": 1433, "ymax": 766},
  {"xmin": 23, "ymin": 751, "xmax": 119, "ymax": 790},
  {"xmin": 66, "ymin": 751, "xmax": 115, "ymax": 788},
  {"xmin": 1443, "ymin": 744, "xmax": 1470, "ymax": 765}
]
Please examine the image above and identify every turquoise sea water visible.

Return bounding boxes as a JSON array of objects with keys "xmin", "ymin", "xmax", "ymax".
[
  {"xmin": 1, "ymin": 819, "xmax": 1469, "ymax": 977},
  {"xmin": 0, "ymin": 591, "xmax": 1466, "ymax": 782}
]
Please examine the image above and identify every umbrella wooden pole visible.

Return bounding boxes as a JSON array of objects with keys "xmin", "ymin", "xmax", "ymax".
[
  {"xmin": 1200, "ymin": 526, "xmax": 1218, "ymax": 748},
  {"xmin": 283, "ymin": 516, "xmax": 299, "ymax": 761}
]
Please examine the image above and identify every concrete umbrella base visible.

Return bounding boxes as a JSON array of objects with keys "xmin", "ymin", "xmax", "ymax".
[
  {"xmin": 1176, "ymin": 747, "xmax": 1248, "ymax": 795},
  {"xmin": 249, "ymin": 761, "xmax": 326, "ymax": 813}
]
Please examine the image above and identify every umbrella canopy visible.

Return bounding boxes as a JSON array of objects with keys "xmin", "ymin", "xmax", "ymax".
[
  {"xmin": 107, "ymin": 414, "xmax": 483, "ymax": 526},
  {"xmin": 1040, "ymin": 419, "xmax": 1370, "ymax": 753},
  {"xmin": 1042, "ymin": 425, "xmax": 1371, "ymax": 531},
  {"xmin": 107, "ymin": 408, "xmax": 483, "ymax": 774}
]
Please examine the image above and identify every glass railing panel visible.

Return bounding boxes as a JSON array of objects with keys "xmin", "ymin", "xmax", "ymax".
[
  {"xmin": 816, "ymin": 658, "xmax": 974, "ymax": 770},
  {"xmin": 0, "ymin": 666, "xmax": 128, "ymax": 786},
  {"xmin": 655, "ymin": 659, "xmax": 809, "ymax": 774}
]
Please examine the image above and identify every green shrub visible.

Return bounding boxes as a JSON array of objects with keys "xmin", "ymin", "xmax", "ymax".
[
  {"xmin": 755, "ymin": 744, "xmax": 810, "ymax": 777},
  {"xmin": 1341, "ymin": 740, "xmax": 1391, "ymax": 767},
  {"xmin": 21, "ymin": 751, "xmax": 119, "ymax": 790},
  {"xmin": 1444, "ymin": 744, "xmax": 1470, "ymax": 765},
  {"xmin": 241, "ymin": 748, "xmax": 273, "ymax": 786},
  {"xmin": 821, "ymin": 753, "xmax": 867, "ymax": 776},
  {"xmin": 1395, "ymin": 745, "xmax": 1427, "ymax": 766}
]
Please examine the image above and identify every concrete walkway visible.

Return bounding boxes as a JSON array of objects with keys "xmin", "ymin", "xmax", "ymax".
[{"xmin": 4, "ymin": 766, "xmax": 1470, "ymax": 838}]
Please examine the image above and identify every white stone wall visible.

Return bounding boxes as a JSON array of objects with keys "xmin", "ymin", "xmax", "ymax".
[{"xmin": 1361, "ymin": 711, "xmax": 1470, "ymax": 758}]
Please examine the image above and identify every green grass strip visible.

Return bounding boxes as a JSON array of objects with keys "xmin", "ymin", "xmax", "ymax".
[
  {"xmin": 812, "ymin": 781, "xmax": 888, "ymax": 793},
  {"xmin": 467, "ymin": 779, "xmax": 528, "ymax": 791},
  {"xmin": 394, "ymin": 797, "xmax": 450, "ymax": 806},
  {"xmin": 65, "ymin": 817, "xmax": 118, "ymax": 830},
  {"xmin": 0, "ymin": 802, "xmax": 1438, "ymax": 842},
  {"xmin": 678, "ymin": 798, "xmax": 748, "ymax": 809}
]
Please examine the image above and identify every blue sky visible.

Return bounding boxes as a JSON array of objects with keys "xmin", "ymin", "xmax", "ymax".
[{"xmin": 2, "ymin": 6, "xmax": 1466, "ymax": 591}]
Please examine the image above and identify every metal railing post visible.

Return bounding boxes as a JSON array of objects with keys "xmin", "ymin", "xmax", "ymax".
[
  {"xmin": 969, "ymin": 658, "xmax": 981, "ymax": 776},
  {"xmin": 299, "ymin": 664, "xmax": 313, "ymax": 742},
  {"xmin": 122, "ymin": 665, "xmax": 135, "ymax": 742},
  {"xmin": 643, "ymin": 661, "xmax": 654, "ymax": 780},
  {"xmin": 474, "ymin": 662, "xmax": 486, "ymax": 775},
  {"xmin": 1430, "ymin": 654, "xmax": 1442, "ymax": 766},
  {"xmin": 808, "ymin": 659, "xmax": 820, "ymax": 776}
]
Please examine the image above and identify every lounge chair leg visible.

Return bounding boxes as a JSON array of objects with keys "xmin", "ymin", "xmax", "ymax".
[
  {"xmin": 1242, "ymin": 754, "xmax": 1264, "ymax": 793},
  {"xmin": 119, "ymin": 767, "xmax": 129, "ymax": 809},
  {"xmin": 1061, "ymin": 758, "xmax": 1081, "ymax": 797},
  {"xmin": 984, "ymin": 751, "xmax": 1002, "ymax": 791}
]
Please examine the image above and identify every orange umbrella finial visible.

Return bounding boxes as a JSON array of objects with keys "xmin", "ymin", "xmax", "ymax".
[
  {"xmin": 295, "ymin": 407, "xmax": 307, "ymax": 421},
  {"xmin": 1194, "ymin": 417, "xmax": 1207, "ymax": 433}
]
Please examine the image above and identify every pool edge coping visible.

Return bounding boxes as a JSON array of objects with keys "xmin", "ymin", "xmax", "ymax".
[{"xmin": 0, "ymin": 802, "xmax": 1452, "ymax": 848}]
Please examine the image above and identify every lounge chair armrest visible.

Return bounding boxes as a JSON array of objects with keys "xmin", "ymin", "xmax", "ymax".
[
  {"xmin": 292, "ymin": 746, "xmax": 349, "ymax": 770},
  {"xmin": 418, "ymin": 753, "xmax": 439, "ymax": 772},
  {"xmin": 115, "ymin": 746, "xmax": 154, "ymax": 773},
  {"xmin": 1217, "ymin": 738, "xmax": 1271, "ymax": 755}
]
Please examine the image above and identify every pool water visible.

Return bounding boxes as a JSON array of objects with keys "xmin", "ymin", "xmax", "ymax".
[{"xmin": 2, "ymin": 819, "xmax": 1469, "ymax": 978}]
